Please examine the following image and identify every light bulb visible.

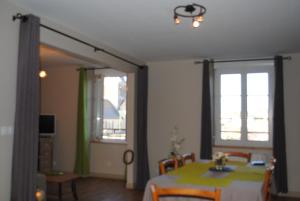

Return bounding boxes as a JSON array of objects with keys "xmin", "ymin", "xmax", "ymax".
[
  {"xmin": 195, "ymin": 15, "xmax": 204, "ymax": 22},
  {"xmin": 39, "ymin": 70, "xmax": 47, "ymax": 78},
  {"xmin": 174, "ymin": 16, "xmax": 181, "ymax": 24},
  {"xmin": 192, "ymin": 20, "xmax": 200, "ymax": 28}
]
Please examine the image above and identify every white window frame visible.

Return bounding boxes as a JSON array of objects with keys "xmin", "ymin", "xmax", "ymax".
[
  {"xmin": 93, "ymin": 70, "xmax": 128, "ymax": 143},
  {"xmin": 214, "ymin": 61, "xmax": 274, "ymax": 148}
]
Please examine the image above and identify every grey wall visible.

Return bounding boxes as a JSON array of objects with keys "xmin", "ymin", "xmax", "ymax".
[
  {"xmin": 0, "ymin": 0, "xmax": 21, "ymax": 200},
  {"xmin": 147, "ymin": 59, "xmax": 202, "ymax": 176},
  {"xmin": 283, "ymin": 53, "xmax": 300, "ymax": 195}
]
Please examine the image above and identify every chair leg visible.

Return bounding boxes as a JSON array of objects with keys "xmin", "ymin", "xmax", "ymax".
[
  {"xmin": 71, "ymin": 179, "xmax": 78, "ymax": 200},
  {"xmin": 58, "ymin": 183, "xmax": 62, "ymax": 201}
]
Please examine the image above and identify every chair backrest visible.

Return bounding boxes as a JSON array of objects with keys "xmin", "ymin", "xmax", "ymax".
[
  {"xmin": 159, "ymin": 158, "xmax": 178, "ymax": 175},
  {"xmin": 263, "ymin": 167, "xmax": 273, "ymax": 201},
  {"xmin": 224, "ymin": 152, "xmax": 252, "ymax": 162},
  {"xmin": 150, "ymin": 184, "xmax": 221, "ymax": 201},
  {"xmin": 182, "ymin": 152, "xmax": 196, "ymax": 165},
  {"xmin": 269, "ymin": 157, "xmax": 276, "ymax": 166}
]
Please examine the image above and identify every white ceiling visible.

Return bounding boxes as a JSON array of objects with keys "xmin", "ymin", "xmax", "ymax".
[{"xmin": 11, "ymin": 0, "xmax": 300, "ymax": 62}]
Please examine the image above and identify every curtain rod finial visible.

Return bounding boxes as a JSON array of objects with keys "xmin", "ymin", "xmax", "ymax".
[{"xmin": 12, "ymin": 13, "xmax": 28, "ymax": 22}]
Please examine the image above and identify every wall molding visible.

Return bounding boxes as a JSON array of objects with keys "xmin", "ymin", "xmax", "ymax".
[
  {"xmin": 278, "ymin": 191, "xmax": 300, "ymax": 198},
  {"xmin": 126, "ymin": 182, "xmax": 135, "ymax": 189}
]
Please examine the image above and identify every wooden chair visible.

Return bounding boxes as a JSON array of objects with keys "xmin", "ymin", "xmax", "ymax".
[
  {"xmin": 262, "ymin": 157, "xmax": 276, "ymax": 201},
  {"xmin": 181, "ymin": 152, "xmax": 196, "ymax": 165},
  {"xmin": 159, "ymin": 158, "xmax": 178, "ymax": 175},
  {"xmin": 150, "ymin": 184, "xmax": 221, "ymax": 201},
  {"xmin": 224, "ymin": 152, "xmax": 252, "ymax": 162},
  {"xmin": 269, "ymin": 157, "xmax": 276, "ymax": 166},
  {"xmin": 263, "ymin": 167, "xmax": 274, "ymax": 201}
]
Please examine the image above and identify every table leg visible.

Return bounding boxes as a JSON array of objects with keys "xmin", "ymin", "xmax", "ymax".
[
  {"xmin": 58, "ymin": 183, "xmax": 62, "ymax": 201},
  {"xmin": 71, "ymin": 179, "xmax": 78, "ymax": 200}
]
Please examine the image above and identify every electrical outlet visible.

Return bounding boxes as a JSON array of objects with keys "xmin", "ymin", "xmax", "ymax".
[{"xmin": 0, "ymin": 126, "xmax": 13, "ymax": 136}]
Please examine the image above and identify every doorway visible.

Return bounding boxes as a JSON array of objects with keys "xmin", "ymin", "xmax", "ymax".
[{"xmin": 39, "ymin": 44, "xmax": 135, "ymax": 188}]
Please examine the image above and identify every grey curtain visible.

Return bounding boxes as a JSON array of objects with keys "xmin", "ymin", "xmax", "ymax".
[
  {"xmin": 273, "ymin": 55, "xmax": 288, "ymax": 193},
  {"xmin": 11, "ymin": 15, "xmax": 40, "ymax": 201},
  {"xmin": 200, "ymin": 60, "xmax": 214, "ymax": 160},
  {"xmin": 135, "ymin": 66, "xmax": 150, "ymax": 190}
]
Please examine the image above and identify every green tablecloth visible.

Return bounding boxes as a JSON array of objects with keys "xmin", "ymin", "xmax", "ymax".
[{"xmin": 168, "ymin": 161, "xmax": 265, "ymax": 187}]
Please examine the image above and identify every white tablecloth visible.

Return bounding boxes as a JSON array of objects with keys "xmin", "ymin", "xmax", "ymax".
[{"xmin": 143, "ymin": 164, "xmax": 263, "ymax": 201}]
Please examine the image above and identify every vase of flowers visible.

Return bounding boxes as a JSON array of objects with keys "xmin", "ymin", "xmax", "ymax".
[
  {"xmin": 169, "ymin": 125, "xmax": 185, "ymax": 157},
  {"xmin": 213, "ymin": 152, "xmax": 227, "ymax": 170}
]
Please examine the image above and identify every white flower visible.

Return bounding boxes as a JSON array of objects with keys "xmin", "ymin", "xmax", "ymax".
[
  {"xmin": 213, "ymin": 152, "xmax": 227, "ymax": 167},
  {"xmin": 169, "ymin": 125, "xmax": 184, "ymax": 155},
  {"xmin": 170, "ymin": 135, "xmax": 178, "ymax": 142},
  {"xmin": 213, "ymin": 152, "xmax": 226, "ymax": 160}
]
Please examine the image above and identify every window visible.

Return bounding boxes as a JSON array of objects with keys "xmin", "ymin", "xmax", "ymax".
[
  {"xmin": 93, "ymin": 71, "xmax": 127, "ymax": 142},
  {"xmin": 214, "ymin": 62, "xmax": 274, "ymax": 147}
]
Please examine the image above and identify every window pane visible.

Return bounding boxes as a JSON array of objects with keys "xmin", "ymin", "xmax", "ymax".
[
  {"xmin": 220, "ymin": 74, "xmax": 241, "ymax": 141},
  {"xmin": 247, "ymin": 73, "xmax": 268, "ymax": 95},
  {"xmin": 221, "ymin": 74, "xmax": 241, "ymax": 95},
  {"xmin": 247, "ymin": 118, "xmax": 269, "ymax": 132},
  {"xmin": 247, "ymin": 96, "xmax": 268, "ymax": 117},
  {"xmin": 221, "ymin": 132, "xmax": 241, "ymax": 140},
  {"xmin": 221, "ymin": 118, "xmax": 241, "ymax": 131},
  {"xmin": 102, "ymin": 76, "xmax": 127, "ymax": 140},
  {"xmin": 221, "ymin": 96, "xmax": 241, "ymax": 117},
  {"xmin": 247, "ymin": 73, "xmax": 269, "ymax": 142},
  {"xmin": 248, "ymin": 132, "xmax": 269, "ymax": 141}
]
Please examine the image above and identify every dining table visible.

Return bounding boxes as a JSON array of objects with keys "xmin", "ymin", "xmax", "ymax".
[{"xmin": 143, "ymin": 160, "xmax": 266, "ymax": 201}]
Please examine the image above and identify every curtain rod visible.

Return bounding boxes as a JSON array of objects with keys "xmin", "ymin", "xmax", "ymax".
[
  {"xmin": 194, "ymin": 56, "xmax": 292, "ymax": 64},
  {"xmin": 76, "ymin": 67, "xmax": 111, "ymax": 71},
  {"xmin": 12, "ymin": 13, "xmax": 142, "ymax": 68}
]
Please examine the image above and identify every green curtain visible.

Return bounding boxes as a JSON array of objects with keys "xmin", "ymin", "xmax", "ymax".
[{"xmin": 74, "ymin": 68, "xmax": 90, "ymax": 176}]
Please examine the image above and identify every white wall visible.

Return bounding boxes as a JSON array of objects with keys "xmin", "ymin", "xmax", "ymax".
[
  {"xmin": 0, "ymin": 0, "xmax": 21, "ymax": 200},
  {"xmin": 125, "ymin": 73, "xmax": 136, "ymax": 187},
  {"xmin": 147, "ymin": 59, "xmax": 202, "ymax": 177},
  {"xmin": 90, "ymin": 143, "xmax": 126, "ymax": 178},
  {"xmin": 147, "ymin": 56, "xmax": 300, "ymax": 195},
  {"xmin": 283, "ymin": 53, "xmax": 300, "ymax": 195}
]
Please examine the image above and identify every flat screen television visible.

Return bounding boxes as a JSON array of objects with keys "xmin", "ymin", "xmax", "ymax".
[{"xmin": 39, "ymin": 114, "xmax": 56, "ymax": 136}]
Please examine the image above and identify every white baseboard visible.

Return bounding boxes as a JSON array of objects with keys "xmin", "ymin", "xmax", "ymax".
[
  {"xmin": 278, "ymin": 191, "xmax": 300, "ymax": 198},
  {"xmin": 90, "ymin": 172, "xmax": 125, "ymax": 180},
  {"xmin": 126, "ymin": 182, "xmax": 135, "ymax": 189}
]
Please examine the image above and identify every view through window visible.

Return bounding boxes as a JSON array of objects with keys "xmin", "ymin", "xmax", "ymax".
[
  {"xmin": 102, "ymin": 76, "xmax": 127, "ymax": 140},
  {"xmin": 215, "ymin": 64, "xmax": 273, "ymax": 147},
  {"xmin": 94, "ymin": 74, "xmax": 127, "ymax": 142}
]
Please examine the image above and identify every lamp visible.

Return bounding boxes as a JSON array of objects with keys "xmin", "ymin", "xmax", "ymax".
[
  {"xmin": 35, "ymin": 188, "xmax": 45, "ymax": 201},
  {"xmin": 39, "ymin": 70, "xmax": 47, "ymax": 78},
  {"xmin": 173, "ymin": 3, "xmax": 207, "ymax": 28}
]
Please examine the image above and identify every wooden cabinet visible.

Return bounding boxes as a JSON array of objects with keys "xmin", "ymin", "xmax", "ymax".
[{"xmin": 38, "ymin": 137, "xmax": 53, "ymax": 172}]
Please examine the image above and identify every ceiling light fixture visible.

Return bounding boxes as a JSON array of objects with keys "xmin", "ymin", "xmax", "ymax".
[{"xmin": 173, "ymin": 3, "xmax": 207, "ymax": 28}]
